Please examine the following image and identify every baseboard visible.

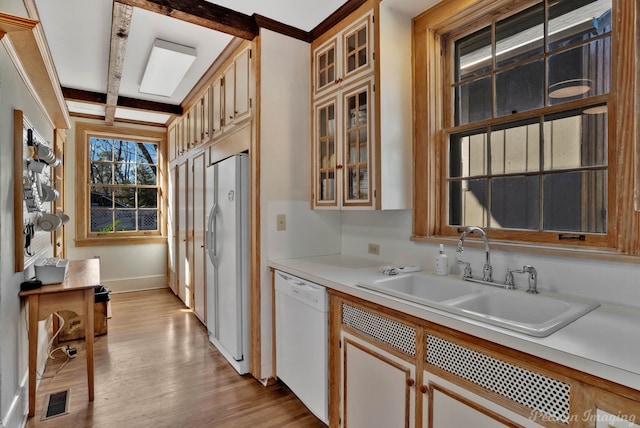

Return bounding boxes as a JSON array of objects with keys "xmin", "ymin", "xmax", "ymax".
[
  {"xmin": 100, "ymin": 275, "xmax": 167, "ymax": 293},
  {"xmin": 1, "ymin": 373, "xmax": 27, "ymax": 428}
]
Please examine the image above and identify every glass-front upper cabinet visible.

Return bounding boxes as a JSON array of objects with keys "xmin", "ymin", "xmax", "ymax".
[
  {"xmin": 343, "ymin": 82, "xmax": 371, "ymax": 205},
  {"xmin": 313, "ymin": 77, "xmax": 373, "ymax": 209},
  {"xmin": 315, "ymin": 98, "xmax": 338, "ymax": 207},
  {"xmin": 312, "ymin": 10, "xmax": 374, "ymax": 97}
]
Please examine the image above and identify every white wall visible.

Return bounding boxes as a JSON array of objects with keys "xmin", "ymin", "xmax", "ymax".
[
  {"xmin": 259, "ymin": 29, "xmax": 342, "ymax": 378},
  {"xmin": 64, "ymin": 117, "xmax": 168, "ymax": 293},
  {"xmin": 0, "ymin": 1, "xmax": 57, "ymax": 424}
]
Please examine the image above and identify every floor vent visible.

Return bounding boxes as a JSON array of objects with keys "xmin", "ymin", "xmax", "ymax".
[{"xmin": 42, "ymin": 389, "xmax": 69, "ymax": 421}]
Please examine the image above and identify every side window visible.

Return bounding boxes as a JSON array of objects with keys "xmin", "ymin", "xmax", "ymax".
[{"xmin": 89, "ymin": 137, "xmax": 160, "ymax": 233}]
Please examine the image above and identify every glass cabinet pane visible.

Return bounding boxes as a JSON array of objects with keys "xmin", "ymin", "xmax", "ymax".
[
  {"xmin": 317, "ymin": 101, "xmax": 337, "ymax": 202},
  {"xmin": 345, "ymin": 21, "xmax": 368, "ymax": 75},
  {"xmin": 344, "ymin": 86, "xmax": 370, "ymax": 202},
  {"xmin": 317, "ymin": 45, "xmax": 336, "ymax": 91}
]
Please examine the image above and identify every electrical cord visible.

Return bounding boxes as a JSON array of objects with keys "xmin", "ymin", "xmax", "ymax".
[{"xmin": 24, "ymin": 310, "xmax": 74, "ymax": 380}]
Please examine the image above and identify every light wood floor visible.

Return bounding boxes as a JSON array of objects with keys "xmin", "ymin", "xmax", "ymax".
[{"xmin": 26, "ymin": 288, "xmax": 326, "ymax": 428}]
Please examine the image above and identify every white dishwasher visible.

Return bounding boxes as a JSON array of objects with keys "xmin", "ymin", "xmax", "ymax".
[{"xmin": 275, "ymin": 270, "xmax": 328, "ymax": 424}]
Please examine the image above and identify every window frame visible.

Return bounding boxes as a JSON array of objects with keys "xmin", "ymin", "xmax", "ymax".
[
  {"xmin": 74, "ymin": 122, "xmax": 167, "ymax": 246},
  {"xmin": 412, "ymin": 0, "xmax": 639, "ymax": 258}
]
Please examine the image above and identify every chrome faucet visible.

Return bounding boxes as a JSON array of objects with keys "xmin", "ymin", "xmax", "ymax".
[
  {"xmin": 512, "ymin": 265, "xmax": 539, "ymax": 294},
  {"xmin": 457, "ymin": 226, "xmax": 493, "ymax": 283}
]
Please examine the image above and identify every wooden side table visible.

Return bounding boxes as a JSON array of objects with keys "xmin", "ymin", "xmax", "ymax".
[{"xmin": 19, "ymin": 259, "xmax": 101, "ymax": 417}]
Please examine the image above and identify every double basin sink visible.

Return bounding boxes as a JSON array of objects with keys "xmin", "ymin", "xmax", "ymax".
[{"xmin": 357, "ymin": 273, "xmax": 600, "ymax": 337}]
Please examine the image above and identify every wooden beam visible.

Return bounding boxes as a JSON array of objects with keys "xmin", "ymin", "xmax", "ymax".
[
  {"xmin": 106, "ymin": 3, "xmax": 133, "ymax": 125},
  {"xmin": 62, "ymin": 87, "xmax": 183, "ymax": 115},
  {"xmin": 116, "ymin": 0, "xmax": 259, "ymax": 40}
]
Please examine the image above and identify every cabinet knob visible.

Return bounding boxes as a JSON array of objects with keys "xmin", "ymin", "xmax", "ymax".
[
  {"xmin": 420, "ymin": 385, "xmax": 428, "ymax": 394},
  {"xmin": 406, "ymin": 379, "xmax": 415, "ymax": 387}
]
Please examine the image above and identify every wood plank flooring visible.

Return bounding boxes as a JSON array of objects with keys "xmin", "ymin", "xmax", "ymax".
[{"xmin": 26, "ymin": 288, "xmax": 326, "ymax": 428}]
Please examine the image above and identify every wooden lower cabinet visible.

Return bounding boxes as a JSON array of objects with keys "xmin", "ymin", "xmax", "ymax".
[
  {"xmin": 423, "ymin": 373, "xmax": 542, "ymax": 428},
  {"xmin": 328, "ymin": 291, "xmax": 640, "ymax": 428},
  {"xmin": 340, "ymin": 332, "xmax": 416, "ymax": 428}
]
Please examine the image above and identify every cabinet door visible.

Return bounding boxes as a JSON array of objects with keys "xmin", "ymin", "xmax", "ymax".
[
  {"xmin": 313, "ymin": 97, "xmax": 339, "ymax": 207},
  {"xmin": 168, "ymin": 123, "xmax": 177, "ymax": 162},
  {"xmin": 593, "ymin": 391, "xmax": 640, "ymax": 428},
  {"xmin": 177, "ymin": 160, "xmax": 190, "ymax": 306},
  {"xmin": 212, "ymin": 77, "xmax": 223, "ymax": 136},
  {"xmin": 223, "ymin": 62, "xmax": 235, "ymax": 128},
  {"xmin": 341, "ymin": 332, "xmax": 416, "ymax": 428},
  {"xmin": 314, "ymin": 40, "xmax": 339, "ymax": 96},
  {"xmin": 190, "ymin": 104, "xmax": 200, "ymax": 147},
  {"xmin": 422, "ymin": 373, "xmax": 542, "ymax": 428},
  {"xmin": 342, "ymin": 11, "xmax": 374, "ymax": 81},
  {"xmin": 201, "ymin": 86, "xmax": 211, "ymax": 143},
  {"xmin": 168, "ymin": 165, "xmax": 177, "ymax": 294},
  {"xmin": 342, "ymin": 79, "xmax": 373, "ymax": 207},
  {"xmin": 233, "ymin": 48, "xmax": 251, "ymax": 123},
  {"xmin": 191, "ymin": 152, "xmax": 206, "ymax": 323},
  {"xmin": 181, "ymin": 116, "xmax": 189, "ymax": 155}
]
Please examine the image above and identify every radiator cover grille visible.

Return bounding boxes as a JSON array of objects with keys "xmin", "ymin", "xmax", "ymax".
[
  {"xmin": 342, "ymin": 303, "xmax": 416, "ymax": 356},
  {"xmin": 426, "ymin": 334, "xmax": 571, "ymax": 423}
]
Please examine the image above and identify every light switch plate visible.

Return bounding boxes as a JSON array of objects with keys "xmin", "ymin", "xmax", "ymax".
[{"xmin": 276, "ymin": 214, "xmax": 286, "ymax": 231}]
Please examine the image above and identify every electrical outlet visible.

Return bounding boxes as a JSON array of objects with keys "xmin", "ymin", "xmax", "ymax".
[
  {"xmin": 368, "ymin": 243, "xmax": 380, "ymax": 255},
  {"xmin": 276, "ymin": 214, "xmax": 286, "ymax": 231}
]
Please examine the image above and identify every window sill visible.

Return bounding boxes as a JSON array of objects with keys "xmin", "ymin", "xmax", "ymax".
[
  {"xmin": 75, "ymin": 236, "xmax": 167, "ymax": 247},
  {"xmin": 411, "ymin": 235, "xmax": 640, "ymax": 264}
]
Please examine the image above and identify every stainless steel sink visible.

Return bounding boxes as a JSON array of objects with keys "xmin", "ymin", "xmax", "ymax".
[{"xmin": 358, "ymin": 273, "xmax": 600, "ymax": 337}]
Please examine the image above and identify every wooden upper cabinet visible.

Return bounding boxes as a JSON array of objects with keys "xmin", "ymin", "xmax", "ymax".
[
  {"xmin": 223, "ymin": 61, "xmax": 235, "ymax": 128},
  {"xmin": 168, "ymin": 123, "xmax": 177, "ymax": 162},
  {"xmin": 201, "ymin": 85, "xmax": 211, "ymax": 143},
  {"xmin": 223, "ymin": 46, "xmax": 252, "ymax": 129},
  {"xmin": 313, "ymin": 10, "xmax": 374, "ymax": 97},
  {"xmin": 233, "ymin": 47, "xmax": 251, "ymax": 123},
  {"xmin": 212, "ymin": 77, "xmax": 223, "ymax": 136}
]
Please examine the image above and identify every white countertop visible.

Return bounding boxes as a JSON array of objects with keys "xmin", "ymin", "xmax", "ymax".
[{"xmin": 269, "ymin": 254, "xmax": 640, "ymax": 392}]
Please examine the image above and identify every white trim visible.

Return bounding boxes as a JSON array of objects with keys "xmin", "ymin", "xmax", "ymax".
[{"xmin": 1, "ymin": 373, "xmax": 27, "ymax": 428}]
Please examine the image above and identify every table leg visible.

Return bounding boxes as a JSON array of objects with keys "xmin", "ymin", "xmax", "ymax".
[
  {"xmin": 84, "ymin": 288, "xmax": 95, "ymax": 402},
  {"xmin": 27, "ymin": 295, "xmax": 39, "ymax": 417}
]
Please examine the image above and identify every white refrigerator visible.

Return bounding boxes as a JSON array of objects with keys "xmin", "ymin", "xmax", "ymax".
[{"xmin": 205, "ymin": 153, "xmax": 249, "ymax": 375}]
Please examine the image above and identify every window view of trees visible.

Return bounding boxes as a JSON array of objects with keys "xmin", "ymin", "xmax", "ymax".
[{"xmin": 89, "ymin": 137, "xmax": 159, "ymax": 233}]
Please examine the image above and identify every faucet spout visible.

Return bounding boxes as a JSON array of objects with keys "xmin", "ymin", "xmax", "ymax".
[{"xmin": 457, "ymin": 226, "xmax": 492, "ymax": 282}]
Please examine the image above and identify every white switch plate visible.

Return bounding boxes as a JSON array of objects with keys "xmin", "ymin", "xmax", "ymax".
[{"xmin": 276, "ymin": 214, "xmax": 286, "ymax": 231}]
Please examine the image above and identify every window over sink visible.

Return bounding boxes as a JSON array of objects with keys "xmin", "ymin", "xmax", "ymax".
[{"xmin": 413, "ymin": 0, "xmax": 639, "ymax": 255}]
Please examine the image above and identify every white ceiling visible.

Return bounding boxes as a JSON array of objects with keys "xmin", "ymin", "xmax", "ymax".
[{"xmin": 33, "ymin": 0, "xmax": 440, "ymax": 125}]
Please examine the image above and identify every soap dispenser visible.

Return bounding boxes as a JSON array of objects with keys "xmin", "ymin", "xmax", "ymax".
[{"xmin": 435, "ymin": 244, "xmax": 448, "ymax": 276}]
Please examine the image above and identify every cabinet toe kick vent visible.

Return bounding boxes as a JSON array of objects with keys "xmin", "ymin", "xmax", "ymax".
[
  {"xmin": 426, "ymin": 334, "xmax": 570, "ymax": 424},
  {"xmin": 342, "ymin": 303, "xmax": 416, "ymax": 356}
]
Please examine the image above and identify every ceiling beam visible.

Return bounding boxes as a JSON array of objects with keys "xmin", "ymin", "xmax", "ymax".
[
  {"xmin": 62, "ymin": 87, "xmax": 183, "ymax": 115},
  {"xmin": 105, "ymin": 2, "xmax": 134, "ymax": 125},
  {"xmin": 116, "ymin": 0, "xmax": 259, "ymax": 40}
]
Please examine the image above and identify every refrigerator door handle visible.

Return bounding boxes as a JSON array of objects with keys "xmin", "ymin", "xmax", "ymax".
[{"xmin": 207, "ymin": 202, "xmax": 219, "ymax": 267}]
